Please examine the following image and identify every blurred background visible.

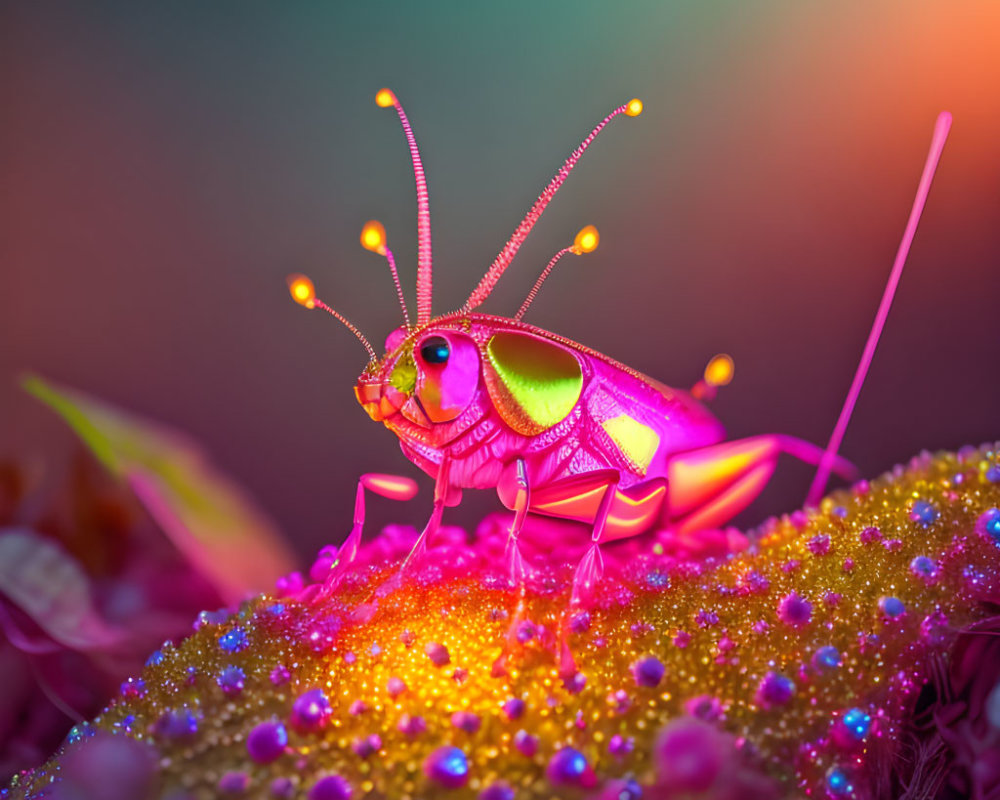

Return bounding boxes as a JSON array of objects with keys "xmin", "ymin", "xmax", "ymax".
[{"xmin": 2, "ymin": 1, "xmax": 999, "ymax": 564}]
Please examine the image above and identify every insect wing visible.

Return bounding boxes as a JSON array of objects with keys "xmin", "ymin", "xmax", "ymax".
[{"xmin": 482, "ymin": 330, "xmax": 584, "ymax": 437}]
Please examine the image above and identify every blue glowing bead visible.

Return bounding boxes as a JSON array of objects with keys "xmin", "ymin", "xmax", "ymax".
[
  {"xmin": 66, "ymin": 722, "xmax": 94, "ymax": 744},
  {"xmin": 813, "ymin": 645, "xmax": 842, "ymax": 671},
  {"xmin": 826, "ymin": 766, "xmax": 853, "ymax": 796},
  {"xmin": 145, "ymin": 649, "xmax": 164, "ymax": 667},
  {"xmin": 909, "ymin": 500, "xmax": 939, "ymax": 526},
  {"xmin": 879, "ymin": 596, "xmax": 906, "ymax": 618},
  {"xmin": 218, "ymin": 627, "xmax": 249, "ymax": 653},
  {"xmin": 986, "ymin": 465, "xmax": 1000, "ymax": 483},
  {"xmin": 980, "ymin": 508, "xmax": 1000, "ymax": 543},
  {"xmin": 424, "ymin": 746, "xmax": 469, "ymax": 788},
  {"xmin": 547, "ymin": 747, "xmax": 589, "ymax": 785},
  {"xmin": 842, "ymin": 707, "xmax": 871, "ymax": 740},
  {"xmin": 909, "ymin": 555, "xmax": 938, "ymax": 581}
]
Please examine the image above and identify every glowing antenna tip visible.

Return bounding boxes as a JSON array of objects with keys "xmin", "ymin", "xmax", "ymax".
[
  {"xmin": 572, "ymin": 225, "xmax": 600, "ymax": 254},
  {"xmin": 625, "ymin": 98, "xmax": 644, "ymax": 117},
  {"xmin": 375, "ymin": 88, "xmax": 396, "ymax": 108},
  {"xmin": 360, "ymin": 220, "xmax": 387, "ymax": 254},
  {"xmin": 704, "ymin": 354, "xmax": 734, "ymax": 387},
  {"xmin": 287, "ymin": 274, "xmax": 316, "ymax": 309}
]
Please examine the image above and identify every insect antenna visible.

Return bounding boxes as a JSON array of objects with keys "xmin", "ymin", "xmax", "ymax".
[
  {"xmin": 287, "ymin": 274, "xmax": 377, "ymax": 362},
  {"xmin": 376, "ymin": 89, "xmax": 433, "ymax": 325},
  {"xmin": 360, "ymin": 220, "xmax": 411, "ymax": 328},
  {"xmin": 806, "ymin": 111, "xmax": 953, "ymax": 505},
  {"xmin": 514, "ymin": 225, "xmax": 600, "ymax": 321},
  {"xmin": 461, "ymin": 98, "xmax": 643, "ymax": 314}
]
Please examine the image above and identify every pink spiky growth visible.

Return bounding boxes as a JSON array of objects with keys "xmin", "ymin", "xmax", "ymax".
[
  {"xmin": 287, "ymin": 274, "xmax": 377, "ymax": 361},
  {"xmin": 462, "ymin": 98, "xmax": 643, "ymax": 313},
  {"xmin": 807, "ymin": 111, "xmax": 953, "ymax": 504},
  {"xmin": 375, "ymin": 88, "xmax": 434, "ymax": 325}
]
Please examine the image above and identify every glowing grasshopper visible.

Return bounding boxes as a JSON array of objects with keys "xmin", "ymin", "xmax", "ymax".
[{"xmin": 290, "ymin": 89, "xmax": 951, "ymax": 604}]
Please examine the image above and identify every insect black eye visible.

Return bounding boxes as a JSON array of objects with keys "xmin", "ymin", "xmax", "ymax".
[{"xmin": 420, "ymin": 336, "xmax": 450, "ymax": 364}]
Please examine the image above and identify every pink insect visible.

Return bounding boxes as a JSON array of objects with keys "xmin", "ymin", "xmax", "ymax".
[{"xmin": 289, "ymin": 89, "xmax": 951, "ymax": 605}]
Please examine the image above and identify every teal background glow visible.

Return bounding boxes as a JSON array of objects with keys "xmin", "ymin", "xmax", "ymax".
[{"xmin": 2, "ymin": 2, "xmax": 999, "ymax": 557}]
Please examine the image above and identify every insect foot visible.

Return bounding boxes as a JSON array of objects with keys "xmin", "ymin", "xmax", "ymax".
[{"xmin": 13, "ymin": 445, "xmax": 1000, "ymax": 799}]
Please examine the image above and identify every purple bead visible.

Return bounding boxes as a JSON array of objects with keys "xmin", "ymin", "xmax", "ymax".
[
  {"xmin": 513, "ymin": 729, "xmax": 538, "ymax": 757},
  {"xmin": 270, "ymin": 778, "xmax": 294, "ymax": 799},
  {"xmin": 151, "ymin": 708, "xmax": 198, "ymax": 740},
  {"xmin": 478, "ymin": 783, "xmax": 515, "ymax": 800},
  {"xmin": 503, "ymin": 697, "xmax": 525, "ymax": 720},
  {"xmin": 308, "ymin": 775, "xmax": 352, "ymax": 800},
  {"xmin": 290, "ymin": 688, "xmax": 332, "ymax": 731},
  {"xmin": 633, "ymin": 656, "xmax": 665, "ymax": 688},
  {"xmin": 569, "ymin": 611, "xmax": 591, "ymax": 633},
  {"xmin": 424, "ymin": 746, "xmax": 469, "ymax": 788},
  {"xmin": 217, "ymin": 666, "xmax": 245, "ymax": 695},
  {"xmin": 563, "ymin": 671, "xmax": 587, "ymax": 694},
  {"xmin": 451, "ymin": 711, "xmax": 481, "ymax": 733},
  {"xmin": 398, "ymin": 713, "xmax": 426, "ymax": 737},
  {"xmin": 270, "ymin": 665, "xmax": 291, "ymax": 686},
  {"xmin": 425, "ymin": 641, "xmax": 451, "ymax": 666},
  {"xmin": 351, "ymin": 734, "xmax": 381, "ymax": 758},
  {"xmin": 756, "ymin": 671, "xmax": 795, "ymax": 708},
  {"xmin": 247, "ymin": 720, "xmax": 288, "ymax": 764},
  {"xmin": 777, "ymin": 593, "xmax": 813, "ymax": 627},
  {"xmin": 608, "ymin": 734, "xmax": 634, "ymax": 757},
  {"xmin": 386, "ymin": 677, "xmax": 407, "ymax": 698},
  {"xmin": 218, "ymin": 772, "xmax": 249, "ymax": 794},
  {"xmin": 547, "ymin": 747, "xmax": 590, "ymax": 786}
]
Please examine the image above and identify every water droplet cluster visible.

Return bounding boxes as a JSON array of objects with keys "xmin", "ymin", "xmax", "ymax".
[{"xmin": 7, "ymin": 446, "xmax": 1000, "ymax": 798}]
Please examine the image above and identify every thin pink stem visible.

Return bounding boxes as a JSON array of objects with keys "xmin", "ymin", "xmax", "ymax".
[
  {"xmin": 462, "ymin": 102, "xmax": 633, "ymax": 313},
  {"xmin": 514, "ymin": 246, "xmax": 574, "ymax": 321},
  {"xmin": 807, "ymin": 111, "xmax": 952, "ymax": 505},
  {"xmin": 388, "ymin": 96, "xmax": 433, "ymax": 325},
  {"xmin": 313, "ymin": 299, "xmax": 377, "ymax": 361},
  {"xmin": 383, "ymin": 245, "xmax": 411, "ymax": 328}
]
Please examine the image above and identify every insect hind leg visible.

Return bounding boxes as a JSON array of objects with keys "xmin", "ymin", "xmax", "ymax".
[{"xmin": 570, "ymin": 476, "xmax": 619, "ymax": 606}]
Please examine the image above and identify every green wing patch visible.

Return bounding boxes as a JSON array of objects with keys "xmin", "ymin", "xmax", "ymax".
[{"xmin": 484, "ymin": 332, "xmax": 583, "ymax": 436}]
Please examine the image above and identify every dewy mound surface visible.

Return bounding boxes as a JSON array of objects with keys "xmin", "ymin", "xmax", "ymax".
[{"xmin": 7, "ymin": 446, "xmax": 1000, "ymax": 800}]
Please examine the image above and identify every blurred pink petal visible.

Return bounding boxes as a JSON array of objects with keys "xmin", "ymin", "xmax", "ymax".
[
  {"xmin": 0, "ymin": 530, "xmax": 121, "ymax": 650},
  {"xmin": 23, "ymin": 374, "xmax": 297, "ymax": 602}
]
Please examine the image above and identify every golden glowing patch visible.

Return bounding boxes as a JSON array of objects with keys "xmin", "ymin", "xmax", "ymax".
[
  {"xmin": 602, "ymin": 414, "xmax": 660, "ymax": 474},
  {"xmin": 287, "ymin": 274, "xmax": 316, "ymax": 309},
  {"xmin": 625, "ymin": 97, "xmax": 644, "ymax": 117},
  {"xmin": 375, "ymin": 88, "xmax": 396, "ymax": 107},
  {"xmin": 572, "ymin": 225, "xmax": 599, "ymax": 254},
  {"xmin": 360, "ymin": 220, "xmax": 387, "ymax": 254},
  {"xmin": 704, "ymin": 353, "xmax": 734, "ymax": 387}
]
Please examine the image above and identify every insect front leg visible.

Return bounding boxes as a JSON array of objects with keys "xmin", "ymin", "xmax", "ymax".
[
  {"xmin": 503, "ymin": 459, "xmax": 532, "ymax": 589},
  {"xmin": 570, "ymin": 472, "xmax": 620, "ymax": 606},
  {"xmin": 401, "ymin": 455, "xmax": 452, "ymax": 570},
  {"xmin": 336, "ymin": 473, "xmax": 420, "ymax": 573}
]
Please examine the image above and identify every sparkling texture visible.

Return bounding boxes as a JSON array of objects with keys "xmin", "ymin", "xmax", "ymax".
[{"xmin": 7, "ymin": 446, "xmax": 1000, "ymax": 799}]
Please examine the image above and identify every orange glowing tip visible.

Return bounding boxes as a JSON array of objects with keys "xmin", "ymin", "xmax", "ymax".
[
  {"xmin": 625, "ymin": 98, "xmax": 644, "ymax": 117},
  {"xmin": 287, "ymin": 274, "xmax": 316, "ymax": 309},
  {"xmin": 375, "ymin": 88, "xmax": 396, "ymax": 108},
  {"xmin": 360, "ymin": 220, "xmax": 387, "ymax": 254},
  {"xmin": 704, "ymin": 354, "xmax": 735, "ymax": 387},
  {"xmin": 572, "ymin": 225, "xmax": 600, "ymax": 254}
]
